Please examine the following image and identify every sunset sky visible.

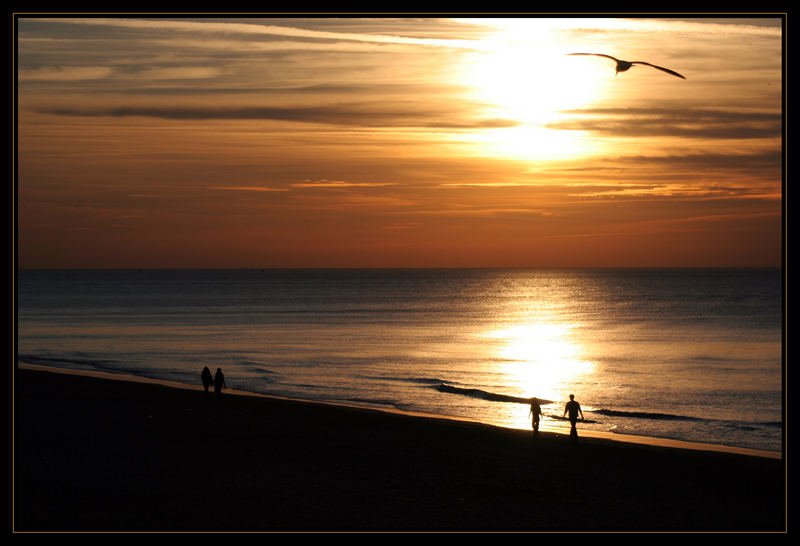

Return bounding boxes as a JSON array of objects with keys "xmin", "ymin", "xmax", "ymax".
[{"xmin": 16, "ymin": 15, "xmax": 784, "ymax": 269}]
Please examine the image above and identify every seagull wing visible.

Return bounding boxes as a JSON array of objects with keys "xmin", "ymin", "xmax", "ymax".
[
  {"xmin": 567, "ymin": 53, "xmax": 620, "ymax": 62},
  {"xmin": 631, "ymin": 61, "xmax": 686, "ymax": 79}
]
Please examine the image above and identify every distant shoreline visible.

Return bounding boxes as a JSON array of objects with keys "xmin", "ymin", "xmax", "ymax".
[{"xmin": 16, "ymin": 362, "xmax": 782, "ymax": 460}]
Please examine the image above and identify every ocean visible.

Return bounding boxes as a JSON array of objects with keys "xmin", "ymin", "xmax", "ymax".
[{"xmin": 15, "ymin": 268, "xmax": 783, "ymax": 454}]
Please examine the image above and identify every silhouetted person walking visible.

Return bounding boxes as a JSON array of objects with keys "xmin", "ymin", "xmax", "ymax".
[
  {"xmin": 529, "ymin": 397, "xmax": 543, "ymax": 437},
  {"xmin": 563, "ymin": 394, "xmax": 584, "ymax": 440},
  {"xmin": 214, "ymin": 368, "xmax": 226, "ymax": 395},
  {"xmin": 201, "ymin": 366, "xmax": 213, "ymax": 396}
]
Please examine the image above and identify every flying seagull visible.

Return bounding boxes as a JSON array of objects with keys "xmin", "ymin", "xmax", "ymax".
[{"xmin": 568, "ymin": 53, "xmax": 686, "ymax": 79}]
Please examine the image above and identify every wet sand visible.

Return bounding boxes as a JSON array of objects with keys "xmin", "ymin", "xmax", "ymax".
[{"xmin": 13, "ymin": 367, "xmax": 786, "ymax": 532}]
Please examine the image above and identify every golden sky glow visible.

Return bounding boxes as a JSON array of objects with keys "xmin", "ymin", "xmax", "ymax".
[{"xmin": 16, "ymin": 15, "xmax": 783, "ymax": 268}]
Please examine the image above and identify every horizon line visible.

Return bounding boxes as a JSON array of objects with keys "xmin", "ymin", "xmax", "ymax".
[{"xmin": 15, "ymin": 265, "xmax": 783, "ymax": 271}]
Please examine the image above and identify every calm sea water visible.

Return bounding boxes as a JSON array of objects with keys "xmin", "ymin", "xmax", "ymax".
[{"xmin": 16, "ymin": 268, "xmax": 783, "ymax": 453}]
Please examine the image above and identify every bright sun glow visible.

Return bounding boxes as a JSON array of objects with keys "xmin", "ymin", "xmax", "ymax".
[
  {"xmin": 458, "ymin": 21, "xmax": 611, "ymax": 159},
  {"xmin": 468, "ymin": 47, "xmax": 599, "ymax": 125},
  {"xmin": 483, "ymin": 322, "xmax": 595, "ymax": 405}
]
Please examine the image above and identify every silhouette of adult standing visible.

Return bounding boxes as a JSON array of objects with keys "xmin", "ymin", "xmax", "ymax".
[
  {"xmin": 529, "ymin": 397, "xmax": 543, "ymax": 437},
  {"xmin": 214, "ymin": 368, "xmax": 226, "ymax": 395},
  {"xmin": 201, "ymin": 366, "xmax": 213, "ymax": 396},
  {"xmin": 563, "ymin": 394, "xmax": 584, "ymax": 439}
]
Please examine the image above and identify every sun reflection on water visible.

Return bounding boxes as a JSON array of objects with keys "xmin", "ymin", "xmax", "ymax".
[{"xmin": 482, "ymin": 320, "xmax": 595, "ymax": 430}]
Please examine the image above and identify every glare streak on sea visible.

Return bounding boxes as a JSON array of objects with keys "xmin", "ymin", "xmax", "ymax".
[{"xmin": 16, "ymin": 268, "xmax": 783, "ymax": 453}]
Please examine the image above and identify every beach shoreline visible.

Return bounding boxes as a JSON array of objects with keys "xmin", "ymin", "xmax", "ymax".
[
  {"xmin": 13, "ymin": 365, "xmax": 786, "ymax": 532},
  {"xmin": 17, "ymin": 363, "xmax": 782, "ymax": 460}
]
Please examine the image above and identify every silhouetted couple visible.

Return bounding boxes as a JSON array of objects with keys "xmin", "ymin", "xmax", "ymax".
[
  {"xmin": 201, "ymin": 366, "xmax": 226, "ymax": 396},
  {"xmin": 563, "ymin": 394, "xmax": 584, "ymax": 440}
]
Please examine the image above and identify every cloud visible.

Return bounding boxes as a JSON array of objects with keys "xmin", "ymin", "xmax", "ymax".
[
  {"xmin": 408, "ymin": 206, "xmax": 554, "ymax": 217},
  {"xmin": 550, "ymin": 107, "xmax": 781, "ymax": 140},
  {"xmin": 549, "ymin": 149, "xmax": 781, "ymax": 177},
  {"xmin": 291, "ymin": 179, "xmax": 396, "ymax": 188},
  {"xmin": 615, "ymin": 150, "xmax": 782, "ymax": 171},
  {"xmin": 27, "ymin": 17, "xmax": 489, "ymax": 51},
  {"xmin": 613, "ymin": 211, "xmax": 782, "ymax": 235},
  {"xmin": 567, "ymin": 182, "xmax": 778, "ymax": 200},
  {"xmin": 528, "ymin": 210, "xmax": 781, "ymax": 244},
  {"xmin": 210, "ymin": 186, "xmax": 289, "ymax": 192},
  {"xmin": 465, "ymin": 16, "xmax": 782, "ymax": 37},
  {"xmin": 18, "ymin": 66, "xmax": 115, "ymax": 81},
  {"xmin": 35, "ymin": 103, "xmax": 519, "ymax": 129}
]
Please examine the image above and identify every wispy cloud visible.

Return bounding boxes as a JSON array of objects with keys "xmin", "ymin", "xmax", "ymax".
[
  {"xmin": 532, "ymin": 210, "xmax": 781, "ymax": 242},
  {"xmin": 34, "ymin": 103, "xmax": 519, "ymax": 129},
  {"xmin": 210, "ymin": 186, "xmax": 289, "ymax": 192},
  {"xmin": 18, "ymin": 66, "xmax": 115, "ymax": 81},
  {"xmin": 568, "ymin": 182, "xmax": 779, "ymax": 200},
  {"xmin": 411, "ymin": 206, "xmax": 554, "ymax": 217},
  {"xmin": 27, "ymin": 17, "xmax": 490, "ymax": 51},
  {"xmin": 550, "ymin": 107, "xmax": 782, "ymax": 139},
  {"xmin": 549, "ymin": 150, "xmax": 782, "ymax": 178},
  {"xmin": 466, "ymin": 17, "xmax": 782, "ymax": 37},
  {"xmin": 291, "ymin": 179, "xmax": 397, "ymax": 188},
  {"xmin": 610, "ymin": 211, "xmax": 782, "ymax": 236}
]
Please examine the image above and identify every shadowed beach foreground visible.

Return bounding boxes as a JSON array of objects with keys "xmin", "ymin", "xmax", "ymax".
[{"xmin": 14, "ymin": 368, "xmax": 785, "ymax": 533}]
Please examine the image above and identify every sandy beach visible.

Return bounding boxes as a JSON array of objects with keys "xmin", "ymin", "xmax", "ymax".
[{"xmin": 13, "ymin": 366, "xmax": 786, "ymax": 533}]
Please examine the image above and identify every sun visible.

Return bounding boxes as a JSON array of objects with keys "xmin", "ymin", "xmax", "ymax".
[
  {"xmin": 457, "ymin": 22, "xmax": 610, "ymax": 159},
  {"xmin": 468, "ymin": 45, "xmax": 599, "ymax": 125}
]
